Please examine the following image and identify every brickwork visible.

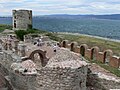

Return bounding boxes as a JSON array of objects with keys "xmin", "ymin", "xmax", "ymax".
[{"xmin": 37, "ymin": 66, "xmax": 88, "ymax": 90}]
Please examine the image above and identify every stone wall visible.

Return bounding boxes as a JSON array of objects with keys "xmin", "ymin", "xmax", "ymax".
[
  {"xmin": 0, "ymin": 50, "xmax": 22, "ymax": 68},
  {"xmin": 0, "ymin": 61, "xmax": 36, "ymax": 90},
  {"xmin": 110, "ymin": 56, "xmax": 120, "ymax": 68},
  {"xmin": 0, "ymin": 63, "xmax": 13, "ymax": 90},
  {"xmin": 60, "ymin": 40, "xmax": 120, "ymax": 68},
  {"xmin": 0, "ymin": 49, "xmax": 37, "ymax": 90},
  {"xmin": 10, "ymin": 72, "xmax": 36, "ymax": 90},
  {"xmin": 0, "ymin": 47, "xmax": 88, "ymax": 90},
  {"xmin": 37, "ymin": 66, "xmax": 88, "ymax": 90}
]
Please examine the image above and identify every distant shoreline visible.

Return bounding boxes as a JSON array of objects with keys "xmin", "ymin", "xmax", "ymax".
[{"xmin": 57, "ymin": 32, "xmax": 120, "ymax": 43}]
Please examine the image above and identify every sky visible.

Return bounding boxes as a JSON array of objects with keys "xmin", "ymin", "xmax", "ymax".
[{"xmin": 0, "ymin": 0, "xmax": 120, "ymax": 16}]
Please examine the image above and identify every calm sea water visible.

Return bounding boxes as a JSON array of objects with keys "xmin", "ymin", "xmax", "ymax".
[{"xmin": 0, "ymin": 17, "xmax": 120, "ymax": 40}]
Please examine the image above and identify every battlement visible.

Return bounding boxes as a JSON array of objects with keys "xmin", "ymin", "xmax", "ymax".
[{"xmin": 60, "ymin": 40, "xmax": 120, "ymax": 68}]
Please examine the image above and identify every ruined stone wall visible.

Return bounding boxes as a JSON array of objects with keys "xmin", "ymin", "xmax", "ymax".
[
  {"xmin": 0, "ymin": 50, "xmax": 37, "ymax": 90},
  {"xmin": 0, "ymin": 62, "xmax": 13, "ymax": 89},
  {"xmin": 0, "ymin": 50, "xmax": 88, "ymax": 90},
  {"xmin": 60, "ymin": 40, "xmax": 120, "ymax": 68},
  {"xmin": 85, "ymin": 49, "xmax": 91, "ymax": 59},
  {"xmin": 97, "ymin": 52, "xmax": 104, "ymax": 62},
  {"xmin": 0, "ymin": 63, "xmax": 9, "ymax": 76},
  {"xmin": 0, "ymin": 61, "xmax": 36, "ymax": 90},
  {"xmin": 0, "ymin": 50, "xmax": 22, "ymax": 69},
  {"xmin": 13, "ymin": 10, "xmax": 32, "ymax": 30},
  {"xmin": 0, "ymin": 51, "xmax": 13, "ymax": 69},
  {"xmin": 110, "ymin": 56, "xmax": 120, "ymax": 68},
  {"xmin": 10, "ymin": 72, "xmax": 36, "ymax": 90},
  {"xmin": 37, "ymin": 66, "xmax": 88, "ymax": 90}
]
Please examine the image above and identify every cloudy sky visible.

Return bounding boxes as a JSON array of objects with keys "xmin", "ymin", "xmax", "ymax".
[{"xmin": 0, "ymin": 0, "xmax": 120, "ymax": 16}]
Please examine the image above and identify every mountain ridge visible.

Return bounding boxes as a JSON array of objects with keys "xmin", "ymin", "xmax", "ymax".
[
  {"xmin": 1, "ymin": 14, "xmax": 120, "ymax": 20},
  {"xmin": 40, "ymin": 14, "xmax": 120, "ymax": 20}
]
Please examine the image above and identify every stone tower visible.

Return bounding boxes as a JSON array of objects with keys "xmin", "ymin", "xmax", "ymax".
[{"xmin": 12, "ymin": 9, "xmax": 32, "ymax": 30}]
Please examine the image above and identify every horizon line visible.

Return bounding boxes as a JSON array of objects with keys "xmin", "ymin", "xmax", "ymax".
[{"xmin": 0, "ymin": 13, "xmax": 120, "ymax": 17}]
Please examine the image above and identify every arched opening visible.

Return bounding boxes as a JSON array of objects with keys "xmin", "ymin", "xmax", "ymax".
[
  {"xmin": 70, "ymin": 43, "xmax": 74, "ymax": 51},
  {"xmin": 91, "ymin": 48, "xmax": 97, "ymax": 60},
  {"xmin": 80, "ymin": 46, "xmax": 85, "ymax": 56},
  {"xmin": 63, "ymin": 41, "xmax": 66, "ymax": 48},
  {"xmin": 33, "ymin": 53, "xmax": 43, "ymax": 68},
  {"xmin": 103, "ymin": 51, "xmax": 111, "ymax": 64},
  {"xmin": 29, "ymin": 50, "xmax": 48, "ymax": 67}
]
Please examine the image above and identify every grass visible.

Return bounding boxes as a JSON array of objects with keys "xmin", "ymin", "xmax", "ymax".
[
  {"xmin": 45, "ymin": 32, "xmax": 62, "ymax": 41},
  {"xmin": 91, "ymin": 60, "xmax": 120, "ymax": 77},
  {"xmin": 57, "ymin": 33, "xmax": 120, "ymax": 56},
  {"xmin": 0, "ymin": 24, "xmax": 12, "ymax": 32}
]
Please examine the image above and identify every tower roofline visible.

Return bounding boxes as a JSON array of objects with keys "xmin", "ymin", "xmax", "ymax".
[{"xmin": 13, "ymin": 9, "xmax": 32, "ymax": 11}]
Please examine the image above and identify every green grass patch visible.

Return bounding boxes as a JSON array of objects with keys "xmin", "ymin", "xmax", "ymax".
[
  {"xmin": 0, "ymin": 24, "xmax": 12, "ymax": 32},
  {"xmin": 45, "ymin": 33, "xmax": 62, "ymax": 41}
]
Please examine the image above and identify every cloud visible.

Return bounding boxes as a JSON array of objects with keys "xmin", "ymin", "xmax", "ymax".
[{"xmin": 0, "ymin": 0, "xmax": 120, "ymax": 15}]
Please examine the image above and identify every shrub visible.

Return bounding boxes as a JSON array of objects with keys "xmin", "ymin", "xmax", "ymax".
[
  {"xmin": 15, "ymin": 29, "xmax": 47, "ymax": 41},
  {"xmin": 15, "ymin": 30, "xmax": 28, "ymax": 41}
]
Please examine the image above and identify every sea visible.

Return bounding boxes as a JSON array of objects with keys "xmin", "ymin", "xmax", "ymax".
[{"xmin": 0, "ymin": 16, "xmax": 120, "ymax": 40}]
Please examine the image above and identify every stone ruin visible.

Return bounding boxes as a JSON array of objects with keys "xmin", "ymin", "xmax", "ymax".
[
  {"xmin": 37, "ymin": 49, "xmax": 88, "ymax": 90},
  {"xmin": 12, "ymin": 9, "xmax": 32, "ymax": 30},
  {"xmin": 0, "ymin": 9, "xmax": 120, "ymax": 90},
  {"xmin": 0, "ymin": 34, "xmax": 88, "ymax": 90},
  {"xmin": 61, "ymin": 40, "xmax": 120, "ymax": 68}
]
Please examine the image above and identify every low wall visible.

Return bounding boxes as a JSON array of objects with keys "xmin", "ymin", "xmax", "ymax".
[
  {"xmin": 75, "ymin": 46, "xmax": 80, "ymax": 53},
  {"xmin": 86, "ymin": 49, "xmax": 91, "ymax": 59},
  {"xmin": 97, "ymin": 52, "xmax": 104, "ymax": 63},
  {"xmin": 110, "ymin": 56, "xmax": 120, "ymax": 68},
  {"xmin": 60, "ymin": 40, "xmax": 120, "ymax": 68}
]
